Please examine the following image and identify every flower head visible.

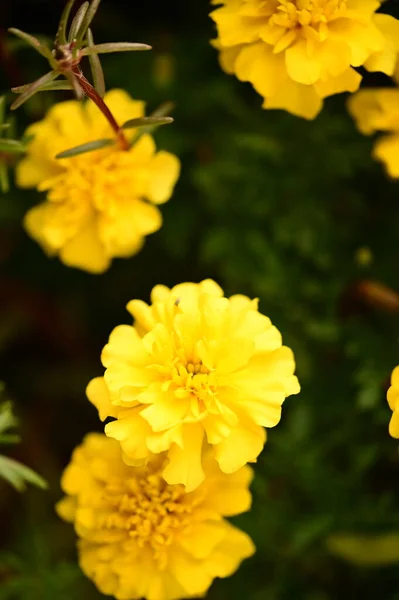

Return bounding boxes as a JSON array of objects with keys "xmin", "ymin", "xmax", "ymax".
[
  {"xmin": 87, "ymin": 279, "xmax": 300, "ymax": 491},
  {"xmin": 210, "ymin": 0, "xmax": 399, "ymax": 119},
  {"xmin": 387, "ymin": 366, "xmax": 399, "ymax": 438},
  {"xmin": 348, "ymin": 88, "xmax": 399, "ymax": 178},
  {"xmin": 16, "ymin": 90, "xmax": 180, "ymax": 273},
  {"xmin": 57, "ymin": 433, "xmax": 255, "ymax": 600}
]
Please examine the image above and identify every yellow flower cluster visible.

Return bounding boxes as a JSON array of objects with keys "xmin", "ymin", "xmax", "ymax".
[
  {"xmin": 348, "ymin": 85, "xmax": 399, "ymax": 178},
  {"xmin": 387, "ymin": 366, "xmax": 399, "ymax": 438},
  {"xmin": 210, "ymin": 0, "xmax": 399, "ymax": 119},
  {"xmin": 59, "ymin": 278, "xmax": 299, "ymax": 599},
  {"xmin": 17, "ymin": 90, "xmax": 180, "ymax": 273},
  {"xmin": 87, "ymin": 279, "xmax": 300, "ymax": 491},
  {"xmin": 57, "ymin": 433, "xmax": 255, "ymax": 600}
]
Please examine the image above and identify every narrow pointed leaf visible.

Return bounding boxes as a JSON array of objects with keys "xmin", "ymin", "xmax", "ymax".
[
  {"xmin": 87, "ymin": 29, "xmax": 105, "ymax": 98},
  {"xmin": 0, "ymin": 96, "xmax": 5, "ymax": 129},
  {"xmin": 8, "ymin": 28, "xmax": 53, "ymax": 60},
  {"xmin": 56, "ymin": 0, "xmax": 77, "ymax": 45},
  {"xmin": 81, "ymin": 42, "xmax": 151, "ymax": 56},
  {"xmin": 56, "ymin": 138, "xmax": 114, "ymax": 159},
  {"xmin": 0, "ymin": 403, "xmax": 17, "ymax": 435},
  {"xmin": 131, "ymin": 102, "xmax": 175, "ymax": 145},
  {"xmin": 0, "ymin": 139, "xmax": 26, "ymax": 154},
  {"xmin": 10, "ymin": 71, "xmax": 58, "ymax": 110},
  {"xmin": 0, "ymin": 164, "xmax": 9, "ymax": 194},
  {"xmin": 0, "ymin": 455, "xmax": 47, "ymax": 492},
  {"xmin": 12, "ymin": 80, "xmax": 72, "ymax": 94},
  {"xmin": 77, "ymin": 0, "xmax": 102, "ymax": 42},
  {"xmin": 122, "ymin": 116, "xmax": 173, "ymax": 130},
  {"xmin": 68, "ymin": 1, "xmax": 89, "ymax": 42}
]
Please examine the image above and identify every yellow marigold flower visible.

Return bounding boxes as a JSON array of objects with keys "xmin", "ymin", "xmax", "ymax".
[
  {"xmin": 209, "ymin": 0, "xmax": 399, "ymax": 120},
  {"xmin": 87, "ymin": 279, "xmax": 300, "ymax": 491},
  {"xmin": 348, "ymin": 88, "xmax": 399, "ymax": 178},
  {"xmin": 387, "ymin": 366, "xmax": 399, "ymax": 438},
  {"xmin": 56, "ymin": 433, "xmax": 255, "ymax": 600},
  {"xmin": 16, "ymin": 89, "xmax": 180, "ymax": 273}
]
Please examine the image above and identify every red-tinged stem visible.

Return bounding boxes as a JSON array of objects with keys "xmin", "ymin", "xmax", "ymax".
[{"xmin": 71, "ymin": 65, "xmax": 129, "ymax": 151}]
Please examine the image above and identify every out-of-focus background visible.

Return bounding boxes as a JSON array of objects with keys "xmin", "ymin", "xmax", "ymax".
[{"xmin": 2, "ymin": 1, "xmax": 399, "ymax": 598}]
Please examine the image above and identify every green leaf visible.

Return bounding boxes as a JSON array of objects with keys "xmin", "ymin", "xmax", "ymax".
[
  {"xmin": 65, "ymin": 73, "xmax": 84, "ymax": 100},
  {"xmin": 131, "ymin": 102, "xmax": 175, "ymax": 145},
  {"xmin": 12, "ymin": 80, "xmax": 73, "ymax": 93},
  {"xmin": 76, "ymin": 0, "xmax": 102, "ymax": 42},
  {"xmin": 0, "ymin": 455, "xmax": 47, "ymax": 492},
  {"xmin": 81, "ymin": 42, "xmax": 151, "ymax": 56},
  {"xmin": 121, "ymin": 116, "xmax": 174, "ymax": 130},
  {"xmin": 10, "ymin": 71, "xmax": 58, "ymax": 110},
  {"xmin": 55, "ymin": 138, "xmax": 114, "ymax": 159},
  {"xmin": 327, "ymin": 533, "xmax": 399, "ymax": 566},
  {"xmin": 0, "ymin": 139, "xmax": 26, "ymax": 154},
  {"xmin": 0, "ymin": 402, "xmax": 18, "ymax": 435},
  {"xmin": 8, "ymin": 28, "xmax": 53, "ymax": 61},
  {"xmin": 68, "ymin": 1, "xmax": 90, "ymax": 42},
  {"xmin": 56, "ymin": 0, "xmax": 77, "ymax": 46},
  {"xmin": 0, "ymin": 163, "xmax": 9, "ymax": 193},
  {"xmin": 0, "ymin": 96, "xmax": 5, "ymax": 130},
  {"xmin": 87, "ymin": 28, "xmax": 105, "ymax": 98},
  {"xmin": 0, "ymin": 434, "xmax": 21, "ymax": 444}
]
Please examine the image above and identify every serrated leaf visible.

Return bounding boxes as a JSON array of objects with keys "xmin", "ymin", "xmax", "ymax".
[
  {"xmin": 56, "ymin": 0, "xmax": 77, "ymax": 46},
  {"xmin": 87, "ymin": 29, "xmax": 105, "ymax": 98},
  {"xmin": 0, "ymin": 455, "xmax": 47, "ymax": 492},
  {"xmin": 8, "ymin": 28, "xmax": 53, "ymax": 61},
  {"xmin": 0, "ymin": 139, "xmax": 26, "ymax": 154},
  {"xmin": 81, "ymin": 42, "xmax": 151, "ymax": 56},
  {"xmin": 10, "ymin": 71, "xmax": 58, "ymax": 110},
  {"xmin": 56, "ymin": 137, "xmax": 114, "ymax": 159},
  {"xmin": 122, "ymin": 116, "xmax": 173, "ymax": 130},
  {"xmin": 77, "ymin": 0, "xmax": 102, "ymax": 42},
  {"xmin": 68, "ymin": 1, "xmax": 89, "ymax": 42}
]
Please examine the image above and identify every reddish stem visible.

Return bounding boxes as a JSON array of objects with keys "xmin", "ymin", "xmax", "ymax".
[{"xmin": 71, "ymin": 66, "xmax": 129, "ymax": 151}]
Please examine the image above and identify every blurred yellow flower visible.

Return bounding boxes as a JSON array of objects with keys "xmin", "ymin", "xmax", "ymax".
[
  {"xmin": 16, "ymin": 90, "xmax": 180, "ymax": 273},
  {"xmin": 87, "ymin": 279, "xmax": 300, "ymax": 491},
  {"xmin": 57, "ymin": 433, "xmax": 255, "ymax": 600},
  {"xmin": 348, "ymin": 88, "xmax": 399, "ymax": 178},
  {"xmin": 210, "ymin": 0, "xmax": 399, "ymax": 119},
  {"xmin": 387, "ymin": 365, "xmax": 399, "ymax": 438}
]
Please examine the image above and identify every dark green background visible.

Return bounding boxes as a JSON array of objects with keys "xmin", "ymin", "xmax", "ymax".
[{"xmin": 2, "ymin": 0, "xmax": 399, "ymax": 598}]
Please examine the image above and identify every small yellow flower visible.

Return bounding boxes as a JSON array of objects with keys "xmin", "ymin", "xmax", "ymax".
[
  {"xmin": 348, "ymin": 88, "xmax": 399, "ymax": 178},
  {"xmin": 387, "ymin": 365, "xmax": 399, "ymax": 438},
  {"xmin": 57, "ymin": 433, "xmax": 255, "ymax": 600},
  {"xmin": 87, "ymin": 279, "xmax": 300, "ymax": 491},
  {"xmin": 16, "ymin": 89, "xmax": 180, "ymax": 273},
  {"xmin": 210, "ymin": 0, "xmax": 399, "ymax": 119}
]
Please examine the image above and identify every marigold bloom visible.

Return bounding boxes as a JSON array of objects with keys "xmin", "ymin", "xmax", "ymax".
[
  {"xmin": 387, "ymin": 366, "xmax": 399, "ymax": 438},
  {"xmin": 16, "ymin": 90, "xmax": 180, "ymax": 273},
  {"xmin": 87, "ymin": 279, "xmax": 300, "ymax": 491},
  {"xmin": 57, "ymin": 433, "xmax": 255, "ymax": 600},
  {"xmin": 348, "ymin": 88, "xmax": 399, "ymax": 178},
  {"xmin": 210, "ymin": 0, "xmax": 399, "ymax": 119}
]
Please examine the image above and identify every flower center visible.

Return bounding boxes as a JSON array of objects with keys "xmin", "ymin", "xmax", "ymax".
[
  {"xmin": 40, "ymin": 149, "xmax": 142, "ymax": 214},
  {"xmin": 99, "ymin": 464, "xmax": 199, "ymax": 565},
  {"xmin": 263, "ymin": 0, "xmax": 347, "ymax": 50},
  {"xmin": 171, "ymin": 359, "xmax": 217, "ymax": 419}
]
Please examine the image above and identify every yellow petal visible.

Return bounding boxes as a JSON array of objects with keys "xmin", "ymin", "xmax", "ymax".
[
  {"xmin": 285, "ymin": 40, "xmax": 322, "ymax": 85},
  {"xmin": 59, "ymin": 221, "xmax": 110, "ymax": 274},
  {"xmin": 86, "ymin": 377, "xmax": 118, "ymax": 421},
  {"xmin": 147, "ymin": 151, "xmax": 181, "ymax": 205},
  {"xmin": 163, "ymin": 423, "xmax": 205, "ymax": 491},
  {"xmin": 215, "ymin": 421, "xmax": 266, "ymax": 473}
]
